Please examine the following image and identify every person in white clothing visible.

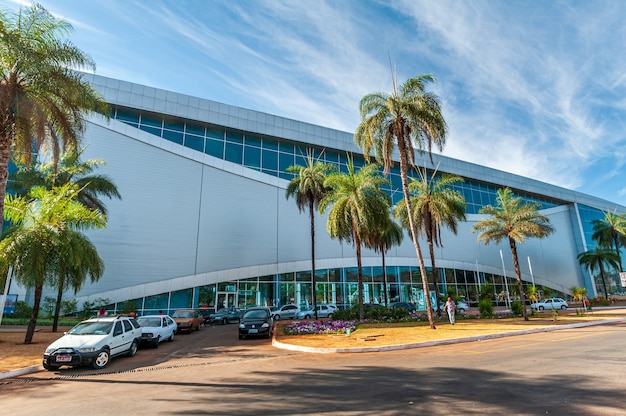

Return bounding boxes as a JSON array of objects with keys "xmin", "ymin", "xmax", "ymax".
[{"xmin": 444, "ymin": 296, "xmax": 456, "ymax": 325}]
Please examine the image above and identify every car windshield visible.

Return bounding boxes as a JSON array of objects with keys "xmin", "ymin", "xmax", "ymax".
[
  {"xmin": 68, "ymin": 321, "xmax": 113, "ymax": 335},
  {"xmin": 172, "ymin": 311, "xmax": 193, "ymax": 318},
  {"xmin": 137, "ymin": 317, "xmax": 161, "ymax": 327},
  {"xmin": 244, "ymin": 310, "xmax": 268, "ymax": 319}
]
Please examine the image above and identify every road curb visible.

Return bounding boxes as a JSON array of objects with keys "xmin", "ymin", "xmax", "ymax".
[
  {"xmin": 0, "ymin": 364, "xmax": 43, "ymax": 380},
  {"xmin": 272, "ymin": 317, "xmax": 626, "ymax": 354}
]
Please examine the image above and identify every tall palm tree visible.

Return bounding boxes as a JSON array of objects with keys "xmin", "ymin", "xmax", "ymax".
[
  {"xmin": 591, "ymin": 210, "xmax": 626, "ymax": 272},
  {"xmin": 0, "ymin": 183, "xmax": 106, "ymax": 343},
  {"xmin": 394, "ymin": 167, "xmax": 466, "ymax": 315},
  {"xmin": 0, "ymin": 4, "xmax": 109, "ymax": 235},
  {"xmin": 577, "ymin": 247, "xmax": 620, "ymax": 299},
  {"xmin": 362, "ymin": 210, "xmax": 403, "ymax": 306},
  {"xmin": 319, "ymin": 157, "xmax": 390, "ymax": 320},
  {"xmin": 355, "ymin": 74, "xmax": 447, "ymax": 329},
  {"xmin": 8, "ymin": 148, "xmax": 119, "ymax": 331},
  {"xmin": 286, "ymin": 151, "xmax": 336, "ymax": 319},
  {"xmin": 472, "ymin": 188, "xmax": 554, "ymax": 321}
]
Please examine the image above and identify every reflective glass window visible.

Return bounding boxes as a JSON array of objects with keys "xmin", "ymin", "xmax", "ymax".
[
  {"xmin": 279, "ymin": 152, "xmax": 294, "ymax": 171},
  {"xmin": 139, "ymin": 125, "xmax": 162, "ymax": 136},
  {"xmin": 170, "ymin": 289, "xmax": 193, "ymax": 308},
  {"xmin": 263, "ymin": 138, "xmax": 279, "ymax": 150},
  {"xmin": 115, "ymin": 110, "xmax": 139, "ymax": 125},
  {"xmin": 225, "ymin": 142, "xmax": 243, "ymax": 164},
  {"xmin": 184, "ymin": 134, "xmax": 204, "ymax": 152},
  {"xmin": 279, "ymin": 141, "xmax": 294, "ymax": 154},
  {"xmin": 226, "ymin": 131, "xmax": 243, "ymax": 144},
  {"xmin": 205, "ymin": 138, "xmax": 224, "ymax": 158},
  {"xmin": 164, "ymin": 119, "xmax": 184, "ymax": 132},
  {"xmin": 140, "ymin": 114, "xmax": 162, "ymax": 128},
  {"xmin": 206, "ymin": 127, "xmax": 223, "ymax": 140},
  {"xmin": 162, "ymin": 129, "xmax": 183, "ymax": 145},
  {"xmin": 262, "ymin": 149, "xmax": 278, "ymax": 171},
  {"xmin": 244, "ymin": 145, "xmax": 261, "ymax": 168},
  {"xmin": 245, "ymin": 134, "xmax": 262, "ymax": 148},
  {"xmin": 187, "ymin": 124, "xmax": 206, "ymax": 137}
]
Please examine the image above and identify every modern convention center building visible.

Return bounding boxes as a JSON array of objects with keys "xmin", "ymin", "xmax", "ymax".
[{"xmin": 16, "ymin": 74, "xmax": 626, "ymax": 314}]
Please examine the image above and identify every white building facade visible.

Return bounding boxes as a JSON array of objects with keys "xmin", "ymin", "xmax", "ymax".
[{"xmin": 18, "ymin": 74, "xmax": 625, "ymax": 314}]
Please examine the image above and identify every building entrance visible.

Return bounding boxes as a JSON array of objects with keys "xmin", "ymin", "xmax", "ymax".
[{"xmin": 216, "ymin": 292, "xmax": 237, "ymax": 311}]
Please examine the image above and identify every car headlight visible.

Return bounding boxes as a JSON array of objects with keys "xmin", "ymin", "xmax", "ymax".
[
  {"xmin": 239, "ymin": 323, "xmax": 245, "ymax": 329},
  {"xmin": 261, "ymin": 323, "xmax": 269, "ymax": 328},
  {"xmin": 78, "ymin": 347, "xmax": 98, "ymax": 353},
  {"xmin": 145, "ymin": 332, "xmax": 154, "ymax": 337},
  {"xmin": 45, "ymin": 347, "xmax": 55, "ymax": 354}
]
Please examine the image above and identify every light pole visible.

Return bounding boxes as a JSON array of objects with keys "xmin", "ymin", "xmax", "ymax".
[
  {"xmin": 0, "ymin": 267, "xmax": 13, "ymax": 325},
  {"xmin": 527, "ymin": 256, "xmax": 536, "ymax": 288},
  {"xmin": 500, "ymin": 249, "xmax": 511, "ymax": 310}
]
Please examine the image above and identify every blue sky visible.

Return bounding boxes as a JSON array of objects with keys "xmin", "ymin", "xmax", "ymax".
[{"xmin": 6, "ymin": 0, "xmax": 626, "ymax": 207}]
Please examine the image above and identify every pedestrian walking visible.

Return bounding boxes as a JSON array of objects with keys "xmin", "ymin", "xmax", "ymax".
[{"xmin": 444, "ymin": 296, "xmax": 456, "ymax": 325}]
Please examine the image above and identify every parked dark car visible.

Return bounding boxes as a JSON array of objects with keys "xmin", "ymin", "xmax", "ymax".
[
  {"xmin": 390, "ymin": 302, "xmax": 417, "ymax": 313},
  {"xmin": 209, "ymin": 306, "xmax": 244, "ymax": 324},
  {"xmin": 239, "ymin": 307, "xmax": 273, "ymax": 339}
]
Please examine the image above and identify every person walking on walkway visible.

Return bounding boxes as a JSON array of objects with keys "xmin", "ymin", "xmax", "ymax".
[{"xmin": 444, "ymin": 296, "xmax": 456, "ymax": 325}]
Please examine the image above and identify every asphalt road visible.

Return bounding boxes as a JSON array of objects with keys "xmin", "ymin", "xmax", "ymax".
[{"xmin": 1, "ymin": 321, "xmax": 625, "ymax": 415}]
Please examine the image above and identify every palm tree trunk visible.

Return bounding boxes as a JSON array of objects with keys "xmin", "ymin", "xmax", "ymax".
[
  {"xmin": 309, "ymin": 201, "xmax": 318, "ymax": 320},
  {"xmin": 509, "ymin": 238, "xmax": 529, "ymax": 321},
  {"xmin": 356, "ymin": 234, "xmax": 364, "ymax": 320},
  {"xmin": 381, "ymin": 247, "xmax": 389, "ymax": 307},
  {"xmin": 53, "ymin": 274, "xmax": 65, "ymax": 332},
  {"xmin": 396, "ymin": 129, "xmax": 435, "ymax": 328},
  {"xmin": 599, "ymin": 262, "xmax": 609, "ymax": 298},
  {"xmin": 612, "ymin": 234, "xmax": 623, "ymax": 272},
  {"xmin": 24, "ymin": 284, "xmax": 44, "ymax": 344},
  {"xmin": 427, "ymin": 235, "xmax": 442, "ymax": 317}
]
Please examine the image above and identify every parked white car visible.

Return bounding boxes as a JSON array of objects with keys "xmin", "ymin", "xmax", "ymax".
[
  {"xmin": 136, "ymin": 315, "xmax": 177, "ymax": 347},
  {"xmin": 43, "ymin": 315, "xmax": 142, "ymax": 370},
  {"xmin": 531, "ymin": 298, "xmax": 569, "ymax": 310}
]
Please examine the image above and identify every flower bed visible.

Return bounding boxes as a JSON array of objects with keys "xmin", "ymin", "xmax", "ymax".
[{"xmin": 283, "ymin": 320, "xmax": 357, "ymax": 335}]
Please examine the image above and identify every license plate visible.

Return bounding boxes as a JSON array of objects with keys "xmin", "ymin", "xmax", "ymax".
[
  {"xmin": 249, "ymin": 329, "xmax": 258, "ymax": 334},
  {"xmin": 56, "ymin": 355, "xmax": 72, "ymax": 362}
]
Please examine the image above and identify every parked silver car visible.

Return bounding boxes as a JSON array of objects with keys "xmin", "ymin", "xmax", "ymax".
[
  {"xmin": 270, "ymin": 304, "xmax": 299, "ymax": 320},
  {"xmin": 295, "ymin": 304, "xmax": 335, "ymax": 319}
]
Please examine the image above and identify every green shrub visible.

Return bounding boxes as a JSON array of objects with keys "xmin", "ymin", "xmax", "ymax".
[
  {"xmin": 510, "ymin": 300, "xmax": 523, "ymax": 316},
  {"xmin": 479, "ymin": 299, "xmax": 494, "ymax": 318},
  {"xmin": 332, "ymin": 308, "xmax": 358, "ymax": 321},
  {"xmin": 10, "ymin": 301, "xmax": 33, "ymax": 319},
  {"xmin": 331, "ymin": 305, "xmax": 409, "ymax": 321}
]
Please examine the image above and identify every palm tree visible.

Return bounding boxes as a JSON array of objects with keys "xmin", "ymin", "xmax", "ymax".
[
  {"xmin": 354, "ymin": 74, "xmax": 447, "ymax": 329},
  {"xmin": 577, "ymin": 247, "xmax": 620, "ymax": 299},
  {"xmin": 394, "ymin": 167, "xmax": 466, "ymax": 316},
  {"xmin": 8, "ymin": 148, "xmax": 120, "ymax": 331},
  {"xmin": 472, "ymin": 188, "xmax": 554, "ymax": 321},
  {"xmin": 286, "ymin": 151, "xmax": 336, "ymax": 319},
  {"xmin": 319, "ymin": 157, "xmax": 390, "ymax": 320},
  {"xmin": 9, "ymin": 148, "xmax": 121, "ymax": 215},
  {"xmin": 591, "ymin": 210, "xmax": 626, "ymax": 272},
  {"xmin": 0, "ymin": 4, "xmax": 109, "ymax": 235},
  {"xmin": 569, "ymin": 286, "xmax": 588, "ymax": 315},
  {"xmin": 362, "ymin": 210, "xmax": 403, "ymax": 306},
  {"xmin": 0, "ymin": 183, "xmax": 106, "ymax": 343}
]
